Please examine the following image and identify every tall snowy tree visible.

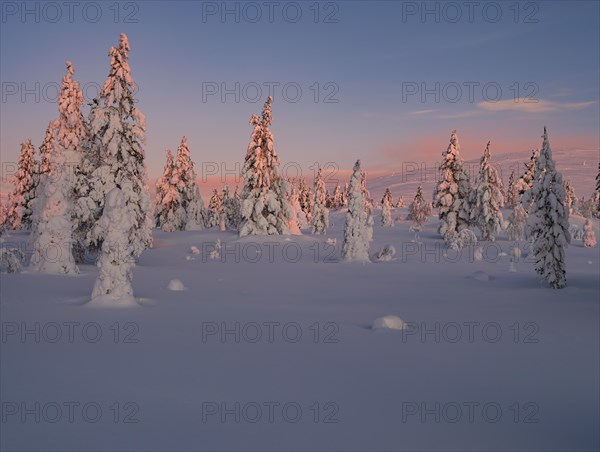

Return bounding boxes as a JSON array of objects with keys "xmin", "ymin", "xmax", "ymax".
[
  {"xmin": 343, "ymin": 182, "xmax": 350, "ymax": 207},
  {"xmin": 312, "ymin": 167, "xmax": 329, "ymax": 234},
  {"xmin": 505, "ymin": 170, "xmax": 518, "ymax": 208},
  {"xmin": 221, "ymin": 185, "xmax": 231, "ymax": 229},
  {"xmin": 432, "ymin": 131, "xmax": 471, "ymax": 246},
  {"xmin": 342, "ymin": 160, "xmax": 373, "ymax": 261},
  {"xmin": 50, "ymin": 61, "xmax": 91, "ymax": 263},
  {"xmin": 381, "ymin": 187, "xmax": 394, "ymax": 226},
  {"xmin": 396, "ymin": 195, "xmax": 405, "ymax": 208},
  {"xmin": 6, "ymin": 139, "xmax": 38, "ymax": 230},
  {"xmin": 325, "ymin": 189, "xmax": 332, "ymax": 209},
  {"xmin": 206, "ymin": 189, "xmax": 223, "ymax": 228},
  {"xmin": 583, "ymin": 218, "xmax": 596, "ymax": 248},
  {"xmin": 87, "ymin": 33, "xmax": 153, "ymax": 258},
  {"xmin": 506, "ymin": 204, "xmax": 527, "ymax": 242},
  {"xmin": 29, "ymin": 129, "xmax": 78, "ymax": 275},
  {"xmin": 154, "ymin": 149, "xmax": 183, "ymax": 232},
  {"xmin": 172, "ymin": 136, "xmax": 205, "ymax": 230},
  {"xmin": 70, "ymin": 100, "xmax": 103, "ymax": 258},
  {"xmin": 563, "ymin": 179, "xmax": 576, "ymax": 214},
  {"xmin": 516, "ymin": 148, "xmax": 539, "ymax": 195},
  {"xmin": 522, "ymin": 128, "xmax": 571, "ymax": 289},
  {"xmin": 471, "ymin": 141, "xmax": 504, "ymax": 242},
  {"xmin": 406, "ymin": 184, "xmax": 431, "ymax": 230},
  {"xmin": 91, "ymin": 188, "xmax": 136, "ymax": 305},
  {"xmin": 287, "ymin": 180, "xmax": 308, "ymax": 229},
  {"xmin": 222, "ymin": 185, "xmax": 242, "ymax": 230},
  {"xmin": 38, "ymin": 122, "xmax": 57, "ymax": 176},
  {"xmin": 331, "ymin": 184, "xmax": 343, "ymax": 209},
  {"xmin": 239, "ymin": 97, "xmax": 294, "ymax": 237},
  {"xmin": 298, "ymin": 178, "xmax": 313, "ymax": 222},
  {"xmin": 360, "ymin": 170, "xmax": 373, "ymax": 210}
]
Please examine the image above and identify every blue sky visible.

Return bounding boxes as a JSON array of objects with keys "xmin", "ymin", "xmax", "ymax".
[{"xmin": 1, "ymin": 0, "xmax": 598, "ymax": 190}]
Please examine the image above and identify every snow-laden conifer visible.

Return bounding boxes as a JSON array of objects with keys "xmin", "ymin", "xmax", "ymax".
[
  {"xmin": 583, "ymin": 219, "xmax": 596, "ymax": 248},
  {"xmin": 342, "ymin": 160, "xmax": 373, "ymax": 261},
  {"xmin": 312, "ymin": 167, "xmax": 329, "ymax": 234},
  {"xmin": 381, "ymin": 187, "xmax": 394, "ymax": 226},
  {"xmin": 432, "ymin": 131, "xmax": 471, "ymax": 246},
  {"xmin": 471, "ymin": 141, "xmax": 504, "ymax": 242},
  {"xmin": 6, "ymin": 139, "xmax": 38, "ymax": 230},
  {"xmin": 87, "ymin": 34, "xmax": 152, "ymax": 257},
  {"xmin": 239, "ymin": 97, "xmax": 294, "ymax": 236},
  {"xmin": 523, "ymin": 128, "xmax": 571, "ymax": 289}
]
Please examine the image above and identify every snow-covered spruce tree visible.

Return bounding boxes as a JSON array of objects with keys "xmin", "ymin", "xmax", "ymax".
[
  {"xmin": 206, "ymin": 189, "xmax": 223, "ymax": 228},
  {"xmin": 173, "ymin": 136, "xmax": 205, "ymax": 230},
  {"xmin": 522, "ymin": 128, "xmax": 571, "ymax": 289},
  {"xmin": 583, "ymin": 218, "xmax": 596, "ymax": 248},
  {"xmin": 91, "ymin": 188, "xmax": 135, "ymax": 305},
  {"xmin": 506, "ymin": 203, "xmax": 527, "ymax": 242},
  {"xmin": 220, "ymin": 185, "xmax": 230, "ymax": 229},
  {"xmin": 29, "ymin": 127, "xmax": 78, "ymax": 275},
  {"xmin": 312, "ymin": 167, "xmax": 329, "ymax": 234},
  {"xmin": 406, "ymin": 184, "xmax": 431, "ymax": 230},
  {"xmin": 291, "ymin": 181, "xmax": 308, "ymax": 229},
  {"xmin": 47, "ymin": 61, "xmax": 91, "ymax": 263},
  {"xmin": 381, "ymin": 187, "xmax": 394, "ymax": 226},
  {"xmin": 87, "ymin": 33, "xmax": 153, "ymax": 258},
  {"xmin": 505, "ymin": 170, "xmax": 518, "ymax": 208},
  {"xmin": 360, "ymin": 170, "xmax": 373, "ymax": 210},
  {"xmin": 563, "ymin": 179, "xmax": 576, "ymax": 214},
  {"xmin": 577, "ymin": 196, "xmax": 594, "ymax": 219},
  {"xmin": 222, "ymin": 185, "xmax": 242, "ymax": 230},
  {"xmin": 342, "ymin": 160, "xmax": 373, "ymax": 261},
  {"xmin": 282, "ymin": 180, "xmax": 301, "ymax": 235},
  {"xmin": 154, "ymin": 149, "xmax": 183, "ymax": 232},
  {"xmin": 39, "ymin": 122, "xmax": 57, "ymax": 176},
  {"xmin": 239, "ymin": 96, "xmax": 294, "ymax": 237},
  {"xmin": 331, "ymin": 184, "xmax": 343, "ymax": 209},
  {"xmin": 325, "ymin": 189, "xmax": 332, "ymax": 209},
  {"xmin": 583, "ymin": 219, "xmax": 596, "ymax": 248},
  {"xmin": 6, "ymin": 139, "xmax": 38, "ymax": 230},
  {"xmin": 516, "ymin": 148, "xmax": 539, "ymax": 195},
  {"xmin": 298, "ymin": 178, "xmax": 313, "ymax": 223},
  {"xmin": 396, "ymin": 195, "xmax": 405, "ymax": 208},
  {"xmin": 70, "ymin": 100, "xmax": 104, "ymax": 259},
  {"xmin": 471, "ymin": 141, "xmax": 504, "ymax": 242},
  {"xmin": 432, "ymin": 131, "xmax": 471, "ymax": 247},
  {"xmin": 155, "ymin": 148, "xmax": 173, "ymax": 227}
]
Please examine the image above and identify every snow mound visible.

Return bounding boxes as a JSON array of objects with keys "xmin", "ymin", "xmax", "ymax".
[
  {"xmin": 190, "ymin": 246, "xmax": 200, "ymax": 254},
  {"xmin": 471, "ymin": 270, "xmax": 490, "ymax": 281},
  {"xmin": 372, "ymin": 315, "xmax": 407, "ymax": 330},
  {"xmin": 167, "ymin": 279, "xmax": 187, "ymax": 291},
  {"xmin": 372, "ymin": 245, "xmax": 396, "ymax": 262}
]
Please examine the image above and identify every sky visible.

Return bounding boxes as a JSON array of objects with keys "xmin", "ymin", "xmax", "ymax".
[{"xmin": 1, "ymin": 0, "xmax": 599, "ymax": 194}]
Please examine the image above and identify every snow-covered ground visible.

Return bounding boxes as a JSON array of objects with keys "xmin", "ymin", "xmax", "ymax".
[{"xmin": 1, "ymin": 208, "xmax": 598, "ymax": 451}]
